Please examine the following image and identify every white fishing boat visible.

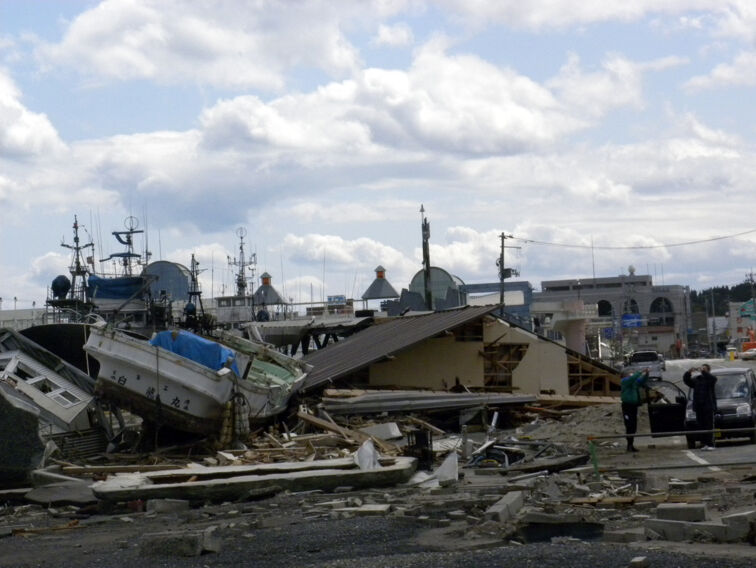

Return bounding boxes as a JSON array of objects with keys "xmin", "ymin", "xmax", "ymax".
[{"xmin": 83, "ymin": 322, "xmax": 310, "ymax": 436}]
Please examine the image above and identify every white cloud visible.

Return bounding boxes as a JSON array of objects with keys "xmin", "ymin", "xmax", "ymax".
[
  {"xmin": 0, "ymin": 70, "xmax": 65, "ymax": 157},
  {"xmin": 196, "ymin": 41, "xmax": 592, "ymax": 160},
  {"xmin": 34, "ymin": 0, "xmax": 389, "ymax": 89},
  {"xmin": 710, "ymin": 1, "xmax": 756, "ymax": 43},
  {"xmin": 685, "ymin": 50, "xmax": 756, "ymax": 90},
  {"xmin": 548, "ymin": 53, "xmax": 645, "ymax": 119},
  {"xmin": 438, "ymin": 0, "xmax": 721, "ymax": 30},
  {"xmin": 372, "ymin": 23, "xmax": 414, "ymax": 47},
  {"xmin": 285, "ymin": 200, "xmax": 419, "ymax": 224}
]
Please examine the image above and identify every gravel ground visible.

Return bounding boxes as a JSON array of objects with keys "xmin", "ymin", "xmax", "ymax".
[{"xmin": 3, "ymin": 506, "xmax": 755, "ymax": 568}]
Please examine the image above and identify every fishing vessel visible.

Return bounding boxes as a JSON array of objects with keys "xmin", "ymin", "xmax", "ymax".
[{"xmin": 83, "ymin": 322, "xmax": 310, "ymax": 436}]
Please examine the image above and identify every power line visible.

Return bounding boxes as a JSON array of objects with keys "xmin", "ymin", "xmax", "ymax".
[{"xmin": 512, "ymin": 228, "xmax": 756, "ymax": 250}]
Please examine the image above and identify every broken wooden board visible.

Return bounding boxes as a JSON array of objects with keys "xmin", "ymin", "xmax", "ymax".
[
  {"xmin": 91, "ymin": 456, "xmax": 417, "ymax": 502},
  {"xmin": 570, "ymin": 494, "xmax": 703, "ymax": 505},
  {"xmin": 536, "ymin": 394, "xmax": 618, "ymax": 407},
  {"xmin": 297, "ymin": 411, "xmax": 398, "ymax": 454},
  {"xmin": 503, "ymin": 454, "xmax": 590, "ymax": 475}
]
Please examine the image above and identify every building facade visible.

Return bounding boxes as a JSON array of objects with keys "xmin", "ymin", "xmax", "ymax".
[{"xmin": 533, "ymin": 271, "xmax": 691, "ymax": 361}]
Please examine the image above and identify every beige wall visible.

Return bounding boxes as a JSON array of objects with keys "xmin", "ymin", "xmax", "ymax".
[
  {"xmin": 483, "ymin": 319, "xmax": 569, "ymax": 395},
  {"xmin": 512, "ymin": 339, "xmax": 569, "ymax": 395},
  {"xmin": 368, "ymin": 317, "xmax": 571, "ymax": 395},
  {"xmin": 369, "ymin": 335, "xmax": 484, "ymax": 390}
]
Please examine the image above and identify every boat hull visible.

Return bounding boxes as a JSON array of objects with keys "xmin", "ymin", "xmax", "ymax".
[{"xmin": 85, "ymin": 326, "xmax": 233, "ymax": 435}]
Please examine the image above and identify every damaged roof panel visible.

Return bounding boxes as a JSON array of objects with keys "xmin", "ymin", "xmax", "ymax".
[{"xmin": 301, "ymin": 305, "xmax": 500, "ymax": 392}]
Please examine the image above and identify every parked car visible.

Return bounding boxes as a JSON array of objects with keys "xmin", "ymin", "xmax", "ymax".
[
  {"xmin": 740, "ymin": 348, "xmax": 756, "ymax": 361},
  {"xmin": 647, "ymin": 368, "xmax": 756, "ymax": 448},
  {"xmin": 623, "ymin": 350, "xmax": 665, "ymax": 379}
]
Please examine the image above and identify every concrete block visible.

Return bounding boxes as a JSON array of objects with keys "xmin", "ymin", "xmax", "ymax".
[
  {"xmin": 643, "ymin": 519, "xmax": 687, "ymax": 542},
  {"xmin": 485, "ymin": 491, "xmax": 524, "ymax": 522},
  {"xmin": 655, "ymin": 503, "xmax": 707, "ymax": 522},
  {"xmin": 146, "ymin": 499, "xmax": 190, "ymax": 514},
  {"xmin": 140, "ymin": 526, "xmax": 221, "ymax": 557},
  {"xmin": 724, "ymin": 522, "xmax": 750, "ymax": 542},
  {"xmin": 602, "ymin": 527, "xmax": 646, "ymax": 543},
  {"xmin": 683, "ymin": 521, "xmax": 727, "ymax": 542},
  {"xmin": 721, "ymin": 510, "xmax": 756, "ymax": 527},
  {"xmin": 24, "ymin": 480, "xmax": 98, "ymax": 506}
]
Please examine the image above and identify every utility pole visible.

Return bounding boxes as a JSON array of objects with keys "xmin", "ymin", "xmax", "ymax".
[
  {"xmin": 420, "ymin": 205, "xmax": 432, "ymax": 310},
  {"xmin": 711, "ymin": 287, "xmax": 717, "ymax": 354},
  {"xmin": 747, "ymin": 271, "xmax": 756, "ymax": 338},
  {"xmin": 496, "ymin": 233, "xmax": 520, "ymax": 318}
]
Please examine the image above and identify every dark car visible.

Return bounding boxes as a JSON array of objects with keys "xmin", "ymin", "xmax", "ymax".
[{"xmin": 647, "ymin": 368, "xmax": 756, "ymax": 448}]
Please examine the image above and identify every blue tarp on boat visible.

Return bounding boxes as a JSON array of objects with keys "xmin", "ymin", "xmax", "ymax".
[
  {"xmin": 149, "ymin": 330, "xmax": 240, "ymax": 376},
  {"xmin": 87, "ymin": 274, "xmax": 145, "ymax": 300}
]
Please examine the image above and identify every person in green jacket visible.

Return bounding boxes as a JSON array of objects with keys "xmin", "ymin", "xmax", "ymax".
[{"xmin": 620, "ymin": 367, "xmax": 650, "ymax": 452}]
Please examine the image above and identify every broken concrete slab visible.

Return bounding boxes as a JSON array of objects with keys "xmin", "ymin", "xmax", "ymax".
[
  {"xmin": 655, "ymin": 503, "xmax": 708, "ymax": 522},
  {"xmin": 644, "ymin": 518, "xmax": 687, "ymax": 541},
  {"xmin": 602, "ymin": 527, "xmax": 646, "ymax": 543},
  {"xmin": 644, "ymin": 518, "xmax": 734, "ymax": 543},
  {"xmin": 720, "ymin": 509, "xmax": 756, "ymax": 528},
  {"xmin": 146, "ymin": 499, "xmax": 191, "ymax": 514},
  {"xmin": 140, "ymin": 525, "xmax": 221, "ymax": 557},
  {"xmin": 24, "ymin": 480, "xmax": 98, "ymax": 506},
  {"xmin": 517, "ymin": 510, "xmax": 604, "ymax": 542},
  {"xmin": 92, "ymin": 455, "xmax": 417, "ymax": 502},
  {"xmin": 484, "ymin": 491, "xmax": 524, "ymax": 522}
]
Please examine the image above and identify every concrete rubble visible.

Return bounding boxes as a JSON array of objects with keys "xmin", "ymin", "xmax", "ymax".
[{"xmin": 1, "ymin": 400, "xmax": 755, "ymax": 561}]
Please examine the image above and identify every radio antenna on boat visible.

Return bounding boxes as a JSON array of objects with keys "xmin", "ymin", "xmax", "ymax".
[
  {"xmin": 228, "ymin": 227, "xmax": 256, "ymax": 297},
  {"xmin": 100, "ymin": 216, "xmax": 145, "ymax": 276}
]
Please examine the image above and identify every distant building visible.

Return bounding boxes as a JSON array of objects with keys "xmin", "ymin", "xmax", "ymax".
[
  {"xmin": 533, "ymin": 270, "xmax": 691, "ymax": 360},
  {"xmin": 361, "ymin": 266, "xmax": 399, "ymax": 305},
  {"xmin": 382, "ymin": 266, "xmax": 468, "ymax": 315}
]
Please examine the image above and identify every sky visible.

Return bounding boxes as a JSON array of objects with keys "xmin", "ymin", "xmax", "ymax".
[{"xmin": 3, "ymin": 1, "xmax": 756, "ymax": 310}]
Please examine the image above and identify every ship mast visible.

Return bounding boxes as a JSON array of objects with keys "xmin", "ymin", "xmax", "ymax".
[
  {"xmin": 60, "ymin": 215, "xmax": 94, "ymax": 302},
  {"xmin": 227, "ymin": 227, "xmax": 256, "ymax": 297}
]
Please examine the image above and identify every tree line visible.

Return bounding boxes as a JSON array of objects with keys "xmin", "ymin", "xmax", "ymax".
[{"xmin": 689, "ymin": 279, "xmax": 756, "ymax": 314}]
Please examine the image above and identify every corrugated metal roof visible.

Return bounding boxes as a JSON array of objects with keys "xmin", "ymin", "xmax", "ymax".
[{"xmin": 301, "ymin": 305, "xmax": 499, "ymax": 392}]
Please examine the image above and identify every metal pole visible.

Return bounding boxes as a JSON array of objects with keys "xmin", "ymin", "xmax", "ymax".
[{"xmin": 420, "ymin": 205, "xmax": 432, "ymax": 311}]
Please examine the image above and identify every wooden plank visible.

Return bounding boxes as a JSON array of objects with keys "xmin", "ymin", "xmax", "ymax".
[
  {"xmin": 406, "ymin": 416, "xmax": 445, "ymax": 436},
  {"xmin": 297, "ymin": 411, "xmax": 397, "ymax": 454}
]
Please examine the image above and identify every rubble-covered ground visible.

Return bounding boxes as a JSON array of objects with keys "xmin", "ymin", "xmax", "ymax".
[
  {"xmin": 516, "ymin": 403, "xmax": 650, "ymax": 447},
  {"xmin": 2, "ymin": 403, "xmax": 755, "ymax": 567}
]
